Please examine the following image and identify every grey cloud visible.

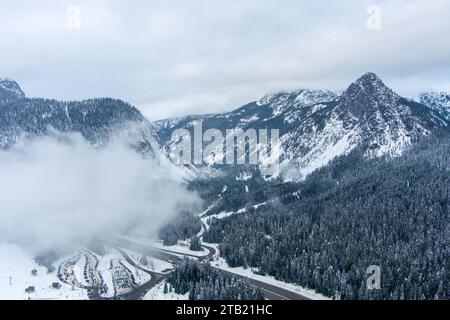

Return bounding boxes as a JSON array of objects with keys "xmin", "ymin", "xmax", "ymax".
[{"xmin": 0, "ymin": 0, "xmax": 449, "ymax": 120}]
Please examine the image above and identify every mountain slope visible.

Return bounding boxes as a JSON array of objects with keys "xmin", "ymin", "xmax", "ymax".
[
  {"xmin": 155, "ymin": 73, "xmax": 449, "ymax": 180},
  {"xmin": 0, "ymin": 81, "xmax": 162, "ymax": 158},
  {"xmin": 203, "ymin": 132, "xmax": 450, "ymax": 300},
  {"xmin": 420, "ymin": 91, "xmax": 450, "ymax": 121},
  {"xmin": 281, "ymin": 73, "xmax": 447, "ymax": 178},
  {"xmin": 155, "ymin": 89, "xmax": 338, "ymax": 144},
  {"xmin": 0, "ymin": 78, "xmax": 25, "ymax": 104}
]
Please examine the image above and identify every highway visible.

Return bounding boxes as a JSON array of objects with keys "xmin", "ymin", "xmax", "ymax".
[
  {"xmin": 98, "ymin": 219, "xmax": 312, "ymax": 300},
  {"xmin": 93, "ymin": 239, "xmax": 182, "ymax": 300},
  {"xmin": 197, "ymin": 221, "xmax": 310, "ymax": 300},
  {"xmin": 115, "ymin": 247, "xmax": 167, "ymax": 300},
  {"xmin": 112, "ymin": 237, "xmax": 311, "ymax": 300}
]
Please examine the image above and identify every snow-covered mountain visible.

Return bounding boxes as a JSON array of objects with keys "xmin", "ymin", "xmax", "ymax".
[
  {"xmin": 281, "ymin": 73, "xmax": 448, "ymax": 178},
  {"xmin": 420, "ymin": 91, "xmax": 450, "ymax": 121},
  {"xmin": 153, "ymin": 114, "xmax": 213, "ymax": 145},
  {"xmin": 0, "ymin": 78, "xmax": 25, "ymax": 104},
  {"xmin": 0, "ymin": 80, "xmax": 162, "ymax": 159},
  {"xmin": 2, "ymin": 75, "xmax": 447, "ymax": 181},
  {"xmin": 155, "ymin": 73, "xmax": 449, "ymax": 180}
]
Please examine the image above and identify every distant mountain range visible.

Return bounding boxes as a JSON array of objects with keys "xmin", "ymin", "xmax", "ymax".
[
  {"xmin": 1, "ymin": 75, "xmax": 448, "ymax": 181},
  {"xmin": 155, "ymin": 73, "xmax": 449, "ymax": 180}
]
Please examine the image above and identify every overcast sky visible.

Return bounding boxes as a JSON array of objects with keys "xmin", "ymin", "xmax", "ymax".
[{"xmin": 1, "ymin": 0, "xmax": 449, "ymax": 120}]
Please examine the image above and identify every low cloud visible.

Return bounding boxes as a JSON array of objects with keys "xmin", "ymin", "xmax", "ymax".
[{"xmin": 0, "ymin": 131, "xmax": 200, "ymax": 254}]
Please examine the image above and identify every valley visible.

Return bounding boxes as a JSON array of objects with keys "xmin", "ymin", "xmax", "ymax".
[{"xmin": 0, "ymin": 73, "xmax": 449, "ymax": 300}]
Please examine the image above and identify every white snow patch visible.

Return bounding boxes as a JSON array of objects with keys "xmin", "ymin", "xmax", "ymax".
[
  {"xmin": 120, "ymin": 236, "xmax": 209, "ymax": 258},
  {"xmin": 120, "ymin": 248, "xmax": 174, "ymax": 274},
  {"xmin": 143, "ymin": 281, "xmax": 188, "ymax": 300},
  {"xmin": 236, "ymin": 172, "xmax": 252, "ymax": 181},
  {"xmin": 0, "ymin": 243, "xmax": 88, "ymax": 300}
]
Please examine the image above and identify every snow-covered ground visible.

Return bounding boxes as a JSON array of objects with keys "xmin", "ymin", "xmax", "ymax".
[
  {"xmin": 119, "ymin": 248, "xmax": 174, "ymax": 273},
  {"xmin": 72, "ymin": 253, "xmax": 89, "ymax": 287},
  {"xmin": 97, "ymin": 263, "xmax": 115, "ymax": 298},
  {"xmin": 0, "ymin": 243, "xmax": 88, "ymax": 300},
  {"xmin": 0, "ymin": 242, "xmax": 156, "ymax": 300},
  {"xmin": 143, "ymin": 281, "xmax": 188, "ymax": 300},
  {"xmin": 98, "ymin": 247, "xmax": 151, "ymax": 295},
  {"xmin": 120, "ymin": 236, "xmax": 209, "ymax": 258},
  {"xmin": 201, "ymin": 200, "xmax": 271, "ymax": 223}
]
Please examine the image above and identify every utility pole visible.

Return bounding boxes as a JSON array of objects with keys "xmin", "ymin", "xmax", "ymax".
[{"xmin": 9, "ymin": 276, "xmax": 12, "ymax": 285}]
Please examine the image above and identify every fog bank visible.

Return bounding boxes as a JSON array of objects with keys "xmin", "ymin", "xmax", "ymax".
[{"xmin": 0, "ymin": 131, "xmax": 200, "ymax": 254}]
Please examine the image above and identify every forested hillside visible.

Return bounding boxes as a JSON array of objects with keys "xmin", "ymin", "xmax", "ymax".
[
  {"xmin": 167, "ymin": 260, "xmax": 264, "ymax": 300},
  {"xmin": 204, "ymin": 132, "xmax": 450, "ymax": 299}
]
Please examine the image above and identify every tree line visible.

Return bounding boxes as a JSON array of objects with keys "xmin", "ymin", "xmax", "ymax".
[{"xmin": 167, "ymin": 259, "xmax": 264, "ymax": 300}]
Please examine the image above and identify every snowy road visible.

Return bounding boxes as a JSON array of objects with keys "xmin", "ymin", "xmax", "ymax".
[
  {"xmin": 117, "ymin": 233, "xmax": 312, "ymax": 301},
  {"xmin": 98, "ymin": 215, "xmax": 323, "ymax": 301},
  {"xmin": 113, "ymin": 248, "xmax": 166, "ymax": 300}
]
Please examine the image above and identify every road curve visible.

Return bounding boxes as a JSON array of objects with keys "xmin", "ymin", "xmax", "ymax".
[
  {"xmin": 198, "ymin": 220, "xmax": 310, "ymax": 300},
  {"xmin": 118, "ymin": 238, "xmax": 311, "ymax": 300},
  {"xmin": 115, "ymin": 247, "xmax": 167, "ymax": 300}
]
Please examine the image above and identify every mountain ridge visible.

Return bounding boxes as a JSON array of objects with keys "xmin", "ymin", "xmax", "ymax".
[
  {"xmin": 155, "ymin": 73, "xmax": 449, "ymax": 180},
  {"xmin": 1, "ymin": 74, "xmax": 447, "ymax": 181},
  {"xmin": 0, "ymin": 79, "xmax": 164, "ymax": 161}
]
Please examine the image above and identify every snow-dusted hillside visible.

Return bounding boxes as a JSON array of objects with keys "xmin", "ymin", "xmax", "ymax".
[
  {"xmin": 0, "ymin": 79, "xmax": 189, "ymax": 179},
  {"xmin": 0, "ymin": 78, "xmax": 25, "ymax": 103},
  {"xmin": 280, "ymin": 73, "xmax": 448, "ymax": 179},
  {"xmin": 155, "ymin": 73, "xmax": 449, "ymax": 180},
  {"xmin": 420, "ymin": 91, "xmax": 450, "ymax": 121}
]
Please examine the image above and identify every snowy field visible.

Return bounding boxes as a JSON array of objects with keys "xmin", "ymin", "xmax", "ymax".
[
  {"xmin": 95, "ymin": 247, "xmax": 152, "ymax": 298},
  {"xmin": 120, "ymin": 236, "xmax": 209, "ymax": 258},
  {"xmin": 0, "ymin": 242, "xmax": 156, "ymax": 300},
  {"xmin": 119, "ymin": 248, "xmax": 174, "ymax": 273},
  {"xmin": 200, "ymin": 200, "xmax": 275, "ymax": 225},
  {"xmin": 0, "ymin": 243, "xmax": 88, "ymax": 300},
  {"xmin": 143, "ymin": 281, "xmax": 188, "ymax": 300},
  {"xmin": 1, "ymin": 234, "xmax": 330, "ymax": 300}
]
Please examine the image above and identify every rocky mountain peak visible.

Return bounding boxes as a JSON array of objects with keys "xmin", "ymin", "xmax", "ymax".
[
  {"xmin": 346, "ymin": 72, "xmax": 396, "ymax": 99},
  {"xmin": 337, "ymin": 73, "xmax": 400, "ymax": 120}
]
